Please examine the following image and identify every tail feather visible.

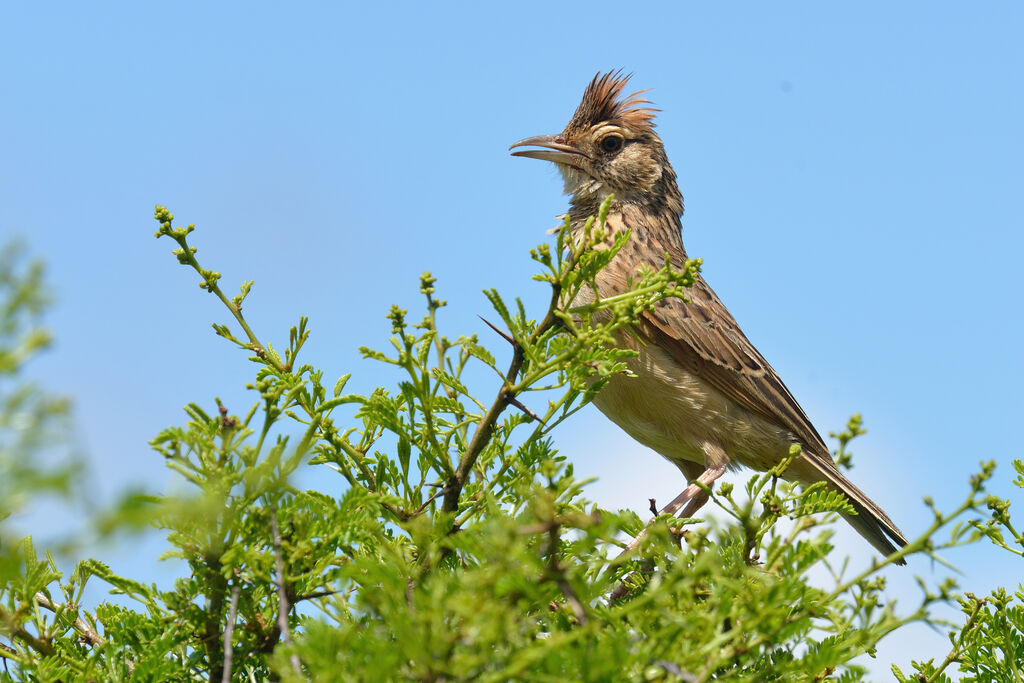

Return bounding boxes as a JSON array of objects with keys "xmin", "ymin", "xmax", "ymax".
[{"xmin": 793, "ymin": 454, "xmax": 909, "ymax": 565}]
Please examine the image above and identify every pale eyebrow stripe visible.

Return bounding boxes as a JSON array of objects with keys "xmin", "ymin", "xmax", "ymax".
[{"xmin": 593, "ymin": 124, "xmax": 628, "ymax": 138}]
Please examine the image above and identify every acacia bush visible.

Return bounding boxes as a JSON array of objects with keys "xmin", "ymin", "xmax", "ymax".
[{"xmin": 0, "ymin": 203, "xmax": 1021, "ymax": 681}]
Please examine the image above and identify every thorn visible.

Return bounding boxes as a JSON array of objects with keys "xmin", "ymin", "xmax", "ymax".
[
  {"xmin": 411, "ymin": 486, "xmax": 449, "ymax": 516},
  {"xmin": 553, "ymin": 316, "xmax": 578, "ymax": 337},
  {"xmin": 478, "ymin": 315, "xmax": 515, "ymax": 346},
  {"xmin": 648, "ymin": 498, "xmax": 658, "ymax": 516},
  {"xmin": 505, "ymin": 395, "xmax": 544, "ymax": 424}
]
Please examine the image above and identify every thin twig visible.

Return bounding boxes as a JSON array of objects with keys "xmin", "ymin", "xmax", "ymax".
[
  {"xmin": 925, "ymin": 595, "xmax": 986, "ymax": 683},
  {"xmin": 607, "ymin": 580, "xmax": 629, "ymax": 605},
  {"xmin": 32, "ymin": 593, "xmax": 137, "ymax": 675},
  {"xmin": 270, "ymin": 511, "xmax": 301, "ymax": 675},
  {"xmin": 443, "ymin": 290, "xmax": 561, "ymax": 515},
  {"xmin": 155, "ymin": 208, "xmax": 285, "ymax": 373},
  {"xmin": 221, "ymin": 583, "xmax": 242, "ymax": 683},
  {"xmin": 11, "ymin": 626, "xmax": 54, "ymax": 657},
  {"xmin": 608, "ymin": 483, "xmax": 712, "ymax": 604},
  {"xmin": 547, "ymin": 523, "xmax": 588, "ymax": 625},
  {"xmin": 558, "ymin": 578, "xmax": 588, "ymax": 625},
  {"xmin": 34, "ymin": 593, "xmax": 105, "ymax": 648}
]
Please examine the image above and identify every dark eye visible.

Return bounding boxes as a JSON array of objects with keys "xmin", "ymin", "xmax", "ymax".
[{"xmin": 599, "ymin": 135, "xmax": 624, "ymax": 154}]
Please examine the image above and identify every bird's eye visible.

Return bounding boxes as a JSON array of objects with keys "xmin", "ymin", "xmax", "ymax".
[{"xmin": 599, "ymin": 135, "xmax": 624, "ymax": 154}]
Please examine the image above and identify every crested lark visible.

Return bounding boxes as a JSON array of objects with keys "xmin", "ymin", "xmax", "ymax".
[{"xmin": 511, "ymin": 71, "xmax": 908, "ymax": 563}]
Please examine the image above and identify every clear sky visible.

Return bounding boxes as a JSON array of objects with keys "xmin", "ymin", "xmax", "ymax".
[{"xmin": 2, "ymin": 1, "xmax": 1022, "ymax": 674}]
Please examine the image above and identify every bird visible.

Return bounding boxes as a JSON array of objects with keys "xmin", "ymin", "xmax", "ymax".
[{"xmin": 510, "ymin": 71, "xmax": 908, "ymax": 563}]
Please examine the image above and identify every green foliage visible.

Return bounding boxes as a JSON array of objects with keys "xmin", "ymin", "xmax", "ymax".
[
  {"xmin": 1, "ymin": 244, "xmax": 77, "ymax": 580},
  {"xmin": 0, "ymin": 210, "xmax": 1021, "ymax": 681}
]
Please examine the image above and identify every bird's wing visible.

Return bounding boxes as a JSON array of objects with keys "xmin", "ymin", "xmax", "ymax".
[
  {"xmin": 603, "ymin": 209, "xmax": 832, "ymax": 458},
  {"xmin": 637, "ymin": 276, "xmax": 831, "ymax": 457},
  {"xmin": 636, "ymin": 265, "xmax": 912, "ymax": 556},
  {"xmin": 592, "ymin": 210, "xmax": 908, "ymax": 558}
]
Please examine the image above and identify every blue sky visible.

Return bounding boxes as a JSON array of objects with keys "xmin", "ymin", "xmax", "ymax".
[{"xmin": 2, "ymin": 1, "xmax": 1022, "ymax": 674}]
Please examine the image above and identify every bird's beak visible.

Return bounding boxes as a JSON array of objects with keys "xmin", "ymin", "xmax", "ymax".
[{"xmin": 509, "ymin": 134, "xmax": 588, "ymax": 167}]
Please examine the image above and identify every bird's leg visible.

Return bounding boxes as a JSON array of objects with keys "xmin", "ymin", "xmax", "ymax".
[
  {"xmin": 660, "ymin": 464, "xmax": 727, "ymax": 516},
  {"xmin": 678, "ymin": 488, "xmax": 709, "ymax": 518},
  {"xmin": 608, "ymin": 464, "xmax": 727, "ymax": 604},
  {"xmin": 617, "ymin": 464, "xmax": 728, "ymax": 557}
]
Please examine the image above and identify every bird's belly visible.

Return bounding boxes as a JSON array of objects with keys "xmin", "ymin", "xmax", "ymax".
[{"xmin": 591, "ymin": 342, "xmax": 794, "ymax": 473}]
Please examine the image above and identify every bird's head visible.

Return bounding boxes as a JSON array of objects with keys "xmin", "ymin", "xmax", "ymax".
[{"xmin": 511, "ymin": 71, "xmax": 680, "ymax": 215}]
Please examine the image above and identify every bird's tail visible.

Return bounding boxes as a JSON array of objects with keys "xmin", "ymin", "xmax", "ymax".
[{"xmin": 791, "ymin": 454, "xmax": 909, "ymax": 565}]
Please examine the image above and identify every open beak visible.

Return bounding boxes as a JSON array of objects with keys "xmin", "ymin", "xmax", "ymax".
[{"xmin": 509, "ymin": 135, "xmax": 588, "ymax": 167}]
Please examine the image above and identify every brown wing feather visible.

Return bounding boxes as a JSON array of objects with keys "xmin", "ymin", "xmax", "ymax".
[
  {"xmin": 607, "ymin": 207, "xmax": 831, "ymax": 457},
  {"xmin": 603, "ymin": 210, "xmax": 908, "ymax": 559},
  {"xmin": 639, "ymin": 276, "xmax": 832, "ymax": 459}
]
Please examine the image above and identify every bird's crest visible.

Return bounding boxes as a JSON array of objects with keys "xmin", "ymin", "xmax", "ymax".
[{"xmin": 566, "ymin": 70, "xmax": 659, "ymax": 133}]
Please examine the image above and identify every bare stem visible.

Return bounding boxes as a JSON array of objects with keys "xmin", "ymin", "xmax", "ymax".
[
  {"xmin": 221, "ymin": 583, "xmax": 242, "ymax": 683},
  {"xmin": 270, "ymin": 510, "xmax": 301, "ymax": 675},
  {"xmin": 34, "ymin": 592, "xmax": 105, "ymax": 647},
  {"xmin": 441, "ymin": 293, "xmax": 560, "ymax": 515},
  {"xmin": 547, "ymin": 523, "xmax": 588, "ymax": 625},
  {"xmin": 925, "ymin": 595, "xmax": 985, "ymax": 683}
]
